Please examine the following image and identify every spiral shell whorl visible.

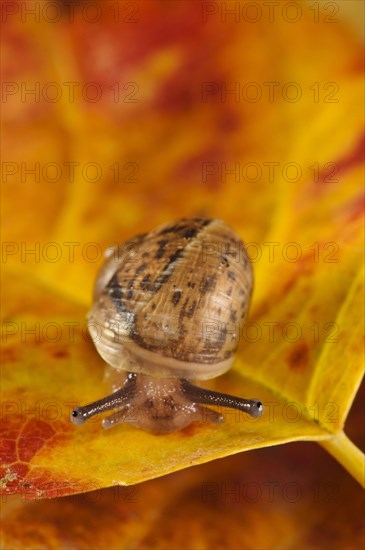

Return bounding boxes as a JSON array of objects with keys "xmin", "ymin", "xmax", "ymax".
[{"xmin": 87, "ymin": 218, "xmax": 253, "ymax": 379}]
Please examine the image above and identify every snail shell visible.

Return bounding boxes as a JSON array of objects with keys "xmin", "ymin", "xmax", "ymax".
[{"xmin": 87, "ymin": 217, "xmax": 253, "ymax": 380}]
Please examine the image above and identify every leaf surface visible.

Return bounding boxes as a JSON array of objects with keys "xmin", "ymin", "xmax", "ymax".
[
  {"xmin": 1, "ymin": 381, "xmax": 364, "ymax": 549},
  {"xmin": 1, "ymin": 0, "xmax": 364, "ymax": 498}
]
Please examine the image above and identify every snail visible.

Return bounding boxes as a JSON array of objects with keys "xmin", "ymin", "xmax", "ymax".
[{"xmin": 71, "ymin": 218, "xmax": 263, "ymax": 434}]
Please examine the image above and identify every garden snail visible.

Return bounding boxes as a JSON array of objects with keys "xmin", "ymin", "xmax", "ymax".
[{"xmin": 71, "ymin": 218, "xmax": 263, "ymax": 434}]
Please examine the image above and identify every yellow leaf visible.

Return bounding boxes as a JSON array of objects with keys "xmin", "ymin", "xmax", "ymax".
[{"xmin": 1, "ymin": 0, "xmax": 364, "ymax": 499}]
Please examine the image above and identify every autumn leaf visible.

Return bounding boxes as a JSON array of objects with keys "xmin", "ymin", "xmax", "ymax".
[
  {"xmin": 1, "ymin": 0, "xmax": 364, "ymax": 506},
  {"xmin": 1, "ymin": 384, "xmax": 364, "ymax": 549}
]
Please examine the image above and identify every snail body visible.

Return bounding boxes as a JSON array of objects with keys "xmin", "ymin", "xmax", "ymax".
[{"xmin": 71, "ymin": 218, "xmax": 263, "ymax": 434}]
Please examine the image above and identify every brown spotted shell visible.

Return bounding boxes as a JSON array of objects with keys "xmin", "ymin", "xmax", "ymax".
[{"xmin": 87, "ymin": 218, "xmax": 253, "ymax": 380}]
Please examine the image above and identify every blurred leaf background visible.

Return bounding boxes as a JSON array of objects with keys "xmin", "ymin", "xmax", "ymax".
[{"xmin": 1, "ymin": 0, "xmax": 364, "ymax": 548}]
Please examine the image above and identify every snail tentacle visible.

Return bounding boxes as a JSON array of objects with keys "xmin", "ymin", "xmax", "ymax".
[
  {"xmin": 181, "ymin": 379, "xmax": 263, "ymax": 419},
  {"xmin": 71, "ymin": 372, "xmax": 137, "ymax": 425}
]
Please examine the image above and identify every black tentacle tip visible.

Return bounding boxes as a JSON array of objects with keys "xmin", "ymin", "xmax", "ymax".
[
  {"xmin": 250, "ymin": 400, "xmax": 264, "ymax": 419},
  {"xmin": 71, "ymin": 407, "xmax": 86, "ymax": 426}
]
